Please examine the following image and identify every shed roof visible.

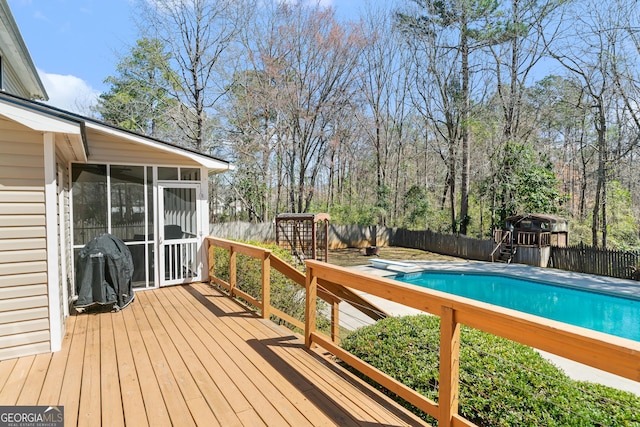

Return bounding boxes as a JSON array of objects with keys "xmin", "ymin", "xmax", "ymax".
[
  {"xmin": 505, "ymin": 213, "xmax": 569, "ymax": 233},
  {"xmin": 505, "ymin": 213, "xmax": 568, "ymax": 224}
]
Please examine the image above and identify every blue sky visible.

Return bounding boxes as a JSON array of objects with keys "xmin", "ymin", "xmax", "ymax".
[{"xmin": 7, "ymin": 0, "xmax": 377, "ymax": 113}]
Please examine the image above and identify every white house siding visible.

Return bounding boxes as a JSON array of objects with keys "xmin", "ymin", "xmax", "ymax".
[
  {"xmin": 87, "ymin": 129, "xmax": 201, "ymax": 166},
  {"xmin": 2, "ymin": 64, "xmax": 31, "ymax": 99},
  {"xmin": 0, "ymin": 120, "xmax": 51, "ymax": 360}
]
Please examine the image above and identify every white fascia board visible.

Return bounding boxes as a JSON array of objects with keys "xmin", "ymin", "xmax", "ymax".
[
  {"xmin": 0, "ymin": 100, "xmax": 81, "ymax": 134},
  {"xmin": 84, "ymin": 121, "xmax": 235, "ymax": 172}
]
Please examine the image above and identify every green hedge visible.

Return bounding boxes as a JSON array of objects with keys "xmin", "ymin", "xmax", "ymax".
[
  {"xmin": 340, "ymin": 315, "xmax": 640, "ymax": 426},
  {"xmin": 212, "ymin": 241, "xmax": 329, "ymax": 332}
]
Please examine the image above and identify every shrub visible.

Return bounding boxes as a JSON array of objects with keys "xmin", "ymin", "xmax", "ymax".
[
  {"xmin": 212, "ymin": 241, "xmax": 330, "ymax": 332},
  {"xmin": 340, "ymin": 315, "xmax": 640, "ymax": 426}
]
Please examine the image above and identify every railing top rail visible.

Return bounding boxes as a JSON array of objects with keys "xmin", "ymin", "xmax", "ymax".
[
  {"xmin": 206, "ymin": 236, "xmax": 271, "ymax": 258},
  {"xmin": 207, "ymin": 235, "xmax": 386, "ymax": 318},
  {"xmin": 517, "ymin": 230, "xmax": 551, "ymax": 235},
  {"xmin": 305, "ymin": 259, "xmax": 640, "ymax": 382}
]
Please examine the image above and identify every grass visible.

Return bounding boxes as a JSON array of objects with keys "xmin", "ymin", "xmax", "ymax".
[{"xmin": 327, "ymin": 246, "xmax": 462, "ymax": 267}]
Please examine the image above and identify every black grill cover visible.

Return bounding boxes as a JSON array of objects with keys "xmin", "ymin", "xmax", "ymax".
[{"xmin": 75, "ymin": 233, "xmax": 135, "ymax": 311}]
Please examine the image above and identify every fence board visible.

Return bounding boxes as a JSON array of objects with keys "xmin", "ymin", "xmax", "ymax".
[
  {"xmin": 209, "ymin": 222, "xmax": 640, "ymax": 281},
  {"xmin": 388, "ymin": 228, "xmax": 493, "ymax": 262},
  {"xmin": 550, "ymin": 244, "xmax": 639, "ymax": 280}
]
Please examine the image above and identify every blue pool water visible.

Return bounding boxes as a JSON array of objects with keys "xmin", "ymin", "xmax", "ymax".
[{"xmin": 393, "ymin": 271, "xmax": 640, "ymax": 342}]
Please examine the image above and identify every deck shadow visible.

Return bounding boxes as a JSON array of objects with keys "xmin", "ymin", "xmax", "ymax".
[{"xmin": 249, "ymin": 335, "xmax": 428, "ymax": 427}]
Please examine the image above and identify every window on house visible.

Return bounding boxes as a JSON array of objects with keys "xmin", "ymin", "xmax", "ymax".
[
  {"xmin": 158, "ymin": 166, "xmax": 201, "ymax": 181},
  {"xmin": 158, "ymin": 167, "xmax": 178, "ymax": 180},
  {"xmin": 180, "ymin": 168, "xmax": 200, "ymax": 181}
]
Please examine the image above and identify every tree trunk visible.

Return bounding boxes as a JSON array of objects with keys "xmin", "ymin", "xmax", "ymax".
[
  {"xmin": 459, "ymin": 12, "xmax": 470, "ymax": 235},
  {"xmin": 592, "ymin": 101, "xmax": 607, "ymax": 247},
  {"xmin": 448, "ymin": 140, "xmax": 457, "ymax": 233}
]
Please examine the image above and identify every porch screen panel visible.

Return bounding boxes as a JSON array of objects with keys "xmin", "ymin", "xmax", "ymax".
[
  {"xmin": 72, "ymin": 163, "xmax": 155, "ymax": 289},
  {"xmin": 164, "ymin": 187, "xmax": 197, "ymax": 239},
  {"xmin": 72, "ymin": 164, "xmax": 107, "ymax": 245},
  {"xmin": 163, "ymin": 187, "xmax": 197, "ymax": 282},
  {"xmin": 110, "ymin": 166, "xmax": 145, "ymax": 241}
]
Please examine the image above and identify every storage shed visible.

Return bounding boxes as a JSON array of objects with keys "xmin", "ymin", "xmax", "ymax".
[{"xmin": 505, "ymin": 213, "xmax": 569, "ymax": 248}]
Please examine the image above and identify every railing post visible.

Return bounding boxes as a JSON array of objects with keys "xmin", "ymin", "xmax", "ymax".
[
  {"xmin": 331, "ymin": 300, "xmax": 340, "ymax": 344},
  {"xmin": 206, "ymin": 238, "xmax": 214, "ymax": 281},
  {"xmin": 262, "ymin": 251, "xmax": 271, "ymax": 320},
  {"xmin": 305, "ymin": 265, "xmax": 318, "ymax": 348},
  {"xmin": 439, "ymin": 306, "xmax": 461, "ymax": 427},
  {"xmin": 229, "ymin": 246, "xmax": 237, "ymax": 298}
]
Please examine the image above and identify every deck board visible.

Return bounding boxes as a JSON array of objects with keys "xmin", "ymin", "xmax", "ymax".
[
  {"xmin": 130, "ymin": 294, "xmax": 197, "ymax": 427},
  {"xmin": 178, "ymin": 286, "xmax": 333, "ymax": 426},
  {"xmin": 120, "ymin": 304, "xmax": 170, "ymax": 427},
  {"xmin": 0, "ymin": 283, "xmax": 430, "ymax": 426},
  {"xmin": 17, "ymin": 353, "xmax": 50, "ymax": 405},
  {"xmin": 78, "ymin": 314, "xmax": 101, "ymax": 427},
  {"xmin": 111, "ymin": 311, "xmax": 149, "ymax": 427},
  {"xmin": 149, "ymin": 289, "xmax": 275, "ymax": 426},
  {"xmin": 38, "ymin": 314, "xmax": 75, "ymax": 406},
  {"xmin": 58, "ymin": 313, "xmax": 87, "ymax": 427},
  {"xmin": 100, "ymin": 313, "xmax": 125, "ymax": 427},
  {"xmin": 173, "ymin": 288, "xmax": 315, "ymax": 426},
  {"xmin": 0, "ymin": 355, "xmax": 33, "ymax": 404}
]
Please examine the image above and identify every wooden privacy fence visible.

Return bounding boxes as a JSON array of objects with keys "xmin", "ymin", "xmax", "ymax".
[
  {"xmin": 550, "ymin": 244, "xmax": 640, "ymax": 280},
  {"xmin": 390, "ymin": 227, "xmax": 493, "ymax": 261},
  {"xmin": 209, "ymin": 222, "xmax": 640, "ymax": 280},
  {"xmin": 209, "ymin": 222, "xmax": 389, "ymax": 248},
  {"xmin": 205, "ymin": 238, "xmax": 640, "ymax": 427}
]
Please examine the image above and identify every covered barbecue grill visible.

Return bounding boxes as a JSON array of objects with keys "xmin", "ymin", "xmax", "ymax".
[{"xmin": 74, "ymin": 233, "xmax": 135, "ymax": 311}]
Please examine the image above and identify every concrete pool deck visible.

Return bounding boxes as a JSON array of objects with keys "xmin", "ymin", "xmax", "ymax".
[{"xmin": 341, "ymin": 260, "xmax": 640, "ymax": 396}]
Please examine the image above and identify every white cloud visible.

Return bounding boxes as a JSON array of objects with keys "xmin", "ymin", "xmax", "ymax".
[{"xmin": 37, "ymin": 70, "xmax": 100, "ymax": 115}]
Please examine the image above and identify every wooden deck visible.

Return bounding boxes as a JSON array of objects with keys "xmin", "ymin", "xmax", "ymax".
[{"xmin": 0, "ymin": 283, "xmax": 429, "ymax": 426}]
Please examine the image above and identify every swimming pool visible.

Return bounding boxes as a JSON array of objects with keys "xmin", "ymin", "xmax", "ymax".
[{"xmin": 393, "ymin": 271, "xmax": 640, "ymax": 342}]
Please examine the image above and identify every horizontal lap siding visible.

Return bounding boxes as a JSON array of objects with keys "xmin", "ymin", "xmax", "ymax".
[
  {"xmin": 0, "ymin": 129, "xmax": 50, "ymax": 360},
  {"xmin": 87, "ymin": 130, "xmax": 200, "ymax": 166}
]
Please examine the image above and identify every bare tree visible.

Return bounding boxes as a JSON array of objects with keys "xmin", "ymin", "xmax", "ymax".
[
  {"xmin": 358, "ymin": 4, "xmax": 411, "ymax": 226},
  {"xmin": 267, "ymin": 3, "xmax": 365, "ymax": 213},
  {"xmin": 397, "ymin": 0, "xmax": 508, "ymax": 234},
  {"xmin": 224, "ymin": 1, "xmax": 365, "ymax": 216},
  {"xmin": 547, "ymin": 0, "xmax": 640, "ymax": 247},
  {"xmin": 484, "ymin": 0, "xmax": 565, "ymax": 226},
  {"xmin": 138, "ymin": 0, "xmax": 252, "ymax": 151}
]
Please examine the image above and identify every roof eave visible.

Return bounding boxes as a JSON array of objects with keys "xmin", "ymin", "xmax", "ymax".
[
  {"xmin": 0, "ymin": 96, "xmax": 87, "ymax": 162},
  {"xmin": 0, "ymin": 0, "xmax": 48, "ymax": 100},
  {"xmin": 83, "ymin": 121, "xmax": 234, "ymax": 172}
]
